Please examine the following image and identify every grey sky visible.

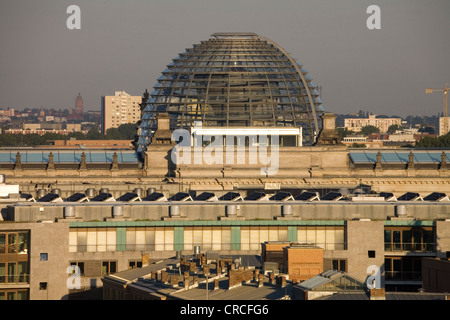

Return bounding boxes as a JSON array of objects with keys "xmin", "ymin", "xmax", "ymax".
[{"xmin": 0, "ymin": 0, "xmax": 448, "ymax": 117}]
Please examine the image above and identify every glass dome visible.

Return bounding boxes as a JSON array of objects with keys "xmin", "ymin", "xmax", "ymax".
[{"xmin": 137, "ymin": 32, "xmax": 323, "ymax": 152}]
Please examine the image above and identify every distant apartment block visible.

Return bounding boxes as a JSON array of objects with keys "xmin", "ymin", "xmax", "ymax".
[
  {"xmin": 101, "ymin": 91, "xmax": 141, "ymax": 134},
  {"xmin": 0, "ymin": 109, "xmax": 15, "ymax": 117},
  {"xmin": 4, "ymin": 123, "xmax": 83, "ymax": 135},
  {"xmin": 344, "ymin": 114, "xmax": 403, "ymax": 133},
  {"xmin": 439, "ymin": 117, "xmax": 450, "ymax": 136}
]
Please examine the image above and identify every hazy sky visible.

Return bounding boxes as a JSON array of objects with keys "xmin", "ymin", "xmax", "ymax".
[{"xmin": 0, "ymin": 0, "xmax": 449, "ymax": 117}]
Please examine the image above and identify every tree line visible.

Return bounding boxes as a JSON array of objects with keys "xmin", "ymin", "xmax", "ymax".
[{"xmin": 0, "ymin": 124, "xmax": 138, "ymax": 147}]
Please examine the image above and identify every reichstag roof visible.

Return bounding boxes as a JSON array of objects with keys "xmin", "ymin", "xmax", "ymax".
[{"xmin": 137, "ymin": 32, "xmax": 323, "ymax": 151}]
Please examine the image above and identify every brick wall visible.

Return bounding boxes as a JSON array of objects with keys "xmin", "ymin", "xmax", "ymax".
[
  {"xmin": 228, "ymin": 268, "xmax": 254, "ymax": 289},
  {"xmin": 283, "ymin": 246, "xmax": 324, "ymax": 282}
]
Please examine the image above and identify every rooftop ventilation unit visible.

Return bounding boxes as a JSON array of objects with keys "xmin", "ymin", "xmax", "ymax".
[
  {"xmin": 141, "ymin": 192, "xmax": 167, "ymax": 202},
  {"xmin": 397, "ymin": 192, "xmax": 423, "ymax": 201},
  {"xmin": 116, "ymin": 192, "xmax": 141, "ymax": 202},
  {"xmin": 294, "ymin": 191, "xmax": 320, "ymax": 202},
  {"xmin": 218, "ymin": 192, "xmax": 243, "ymax": 202},
  {"xmin": 269, "ymin": 192, "xmax": 294, "ymax": 201},
  {"xmin": 64, "ymin": 193, "xmax": 89, "ymax": 203},
  {"xmin": 168, "ymin": 192, "xmax": 193, "ymax": 201},
  {"xmin": 37, "ymin": 193, "xmax": 63, "ymax": 203},
  {"xmin": 90, "ymin": 193, "xmax": 115, "ymax": 202},
  {"xmin": 193, "ymin": 192, "xmax": 218, "ymax": 201}
]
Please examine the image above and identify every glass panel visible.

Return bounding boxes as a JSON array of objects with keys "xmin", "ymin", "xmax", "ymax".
[
  {"xmin": 393, "ymin": 231, "xmax": 401, "ymax": 251},
  {"xmin": 0, "ymin": 263, "xmax": 5, "ymax": 283},
  {"xmin": 423, "ymin": 230, "xmax": 434, "ymax": 252},
  {"xmin": 384, "ymin": 230, "xmax": 391, "ymax": 251},
  {"xmin": 393, "ymin": 259, "xmax": 402, "ymax": 280},
  {"xmin": 164, "ymin": 229, "xmax": 174, "ymax": 251},
  {"xmin": 69, "ymin": 230, "xmax": 77, "ymax": 253},
  {"xmin": 241, "ymin": 228, "xmax": 249, "ymax": 251},
  {"xmin": 77, "ymin": 229, "xmax": 87, "ymax": 252},
  {"xmin": 184, "ymin": 228, "xmax": 193, "ymax": 251},
  {"xmin": 145, "ymin": 229, "xmax": 155, "ymax": 251},
  {"xmin": 8, "ymin": 233, "xmax": 17, "ymax": 253},
  {"xmin": 413, "ymin": 230, "xmax": 422, "ymax": 251},
  {"xmin": 403, "ymin": 230, "xmax": 412, "ymax": 251},
  {"xmin": 102, "ymin": 262, "xmax": 108, "ymax": 276},
  {"xmin": 155, "ymin": 229, "xmax": 164, "ymax": 251},
  {"xmin": 97, "ymin": 230, "xmax": 107, "ymax": 252},
  {"xmin": 297, "ymin": 228, "xmax": 306, "ymax": 243},
  {"xmin": 203, "ymin": 228, "xmax": 212, "ymax": 251},
  {"xmin": 385, "ymin": 259, "xmax": 392, "ymax": 279},
  {"xmin": 135, "ymin": 229, "xmax": 145, "ymax": 251},
  {"xmin": 340, "ymin": 260, "xmax": 346, "ymax": 272},
  {"xmin": 17, "ymin": 290, "xmax": 28, "ymax": 300},
  {"xmin": 110, "ymin": 262, "xmax": 117, "ymax": 274},
  {"xmin": 278, "ymin": 228, "xmax": 288, "ymax": 242},
  {"xmin": 8, "ymin": 263, "xmax": 16, "ymax": 283},
  {"xmin": 250, "ymin": 229, "xmax": 260, "ymax": 251},
  {"xmin": 0, "ymin": 233, "xmax": 5, "ymax": 254},
  {"xmin": 7, "ymin": 292, "xmax": 15, "ymax": 300},
  {"xmin": 18, "ymin": 262, "xmax": 27, "ymax": 283},
  {"xmin": 107, "ymin": 228, "xmax": 116, "ymax": 252},
  {"xmin": 19, "ymin": 232, "xmax": 30, "ymax": 253},
  {"xmin": 212, "ymin": 228, "xmax": 221, "ymax": 251},
  {"xmin": 0, "ymin": 292, "xmax": 4, "ymax": 300},
  {"xmin": 87, "ymin": 229, "xmax": 97, "ymax": 252},
  {"xmin": 126, "ymin": 228, "xmax": 136, "ymax": 251},
  {"xmin": 222, "ymin": 228, "xmax": 231, "ymax": 251}
]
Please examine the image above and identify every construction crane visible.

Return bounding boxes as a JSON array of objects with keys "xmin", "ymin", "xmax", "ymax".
[{"xmin": 426, "ymin": 84, "xmax": 449, "ymax": 136}]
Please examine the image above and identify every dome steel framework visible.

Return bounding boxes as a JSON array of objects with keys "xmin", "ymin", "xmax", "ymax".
[{"xmin": 137, "ymin": 32, "xmax": 323, "ymax": 152}]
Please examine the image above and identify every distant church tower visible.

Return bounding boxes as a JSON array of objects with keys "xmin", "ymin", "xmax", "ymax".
[{"xmin": 75, "ymin": 93, "xmax": 84, "ymax": 115}]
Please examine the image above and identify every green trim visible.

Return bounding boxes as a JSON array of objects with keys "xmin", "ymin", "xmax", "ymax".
[
  {"xmin": 384, "ymin": 220, "xmax": 435, "ymax": 227},
  {"xmin": 69, "ymin": 220, "xmax": 345, "ymax": 228},
  {"xmin": 231, "ymin": 226, "xmax": 241, "ymax": 250},
  {"xmin": 288, "ymin": 226, "xmax": 297, "ymax": 242},
  {"xmin": 116, "ymin": 227, "xmax": 126, "ymax": 251},
  {"xmin": 174, "ymin": 227, "xmax": 184, "ymax": 251}
]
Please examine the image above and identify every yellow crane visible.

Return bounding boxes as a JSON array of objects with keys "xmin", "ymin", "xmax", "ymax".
[{"xmin": 426, "ymin": 84, "xmax": 449, "ymax": 135}]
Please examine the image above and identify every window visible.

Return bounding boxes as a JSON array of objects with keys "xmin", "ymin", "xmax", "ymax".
[
  {"xmin": 69, "ymin": 228, "xmax": 116, "ymax": 253},
  {"xmin": 0, "ymin": 261, "xmax": 28, "ymax": 283},
  {"xmin": 368, "ymin": 250, "xmax": 376, "ymax": 258},
  {"xmin": 0, "ymin": 232, "xmax": 29, "ymax": 255},
  {"xmin": 385, "ymin": 257, "xmax": 422, "ymax": 281},
  {"xmin": 332, "ymin": 259, "xmax": 347, "ymax": 272},
  {"xmin": 102, "ymin": 261, "xmax": 117, "ymax": 276},
  {"xmin": 241, "ymin": 227, "xmax": 288, "ymax": 251},
  {"xmin": 40, "ymin": 253, "xmax": 48, "ymax": 261},
  {"xmin": 39, "ymin": 282, "xmax": 47, "ymax": 290},
  {"xmin": 184, "ymin": 227, "xmax": 231, "ymax": 251},
  {"xmin": 128, "ymin": 260, "xmax": 142, "ymax": 269},
  {"xmin": 70, "ymin": 262, "xmax": 85, "ymax": 275},
  {"xmin": 0, "ymin": 289, "xmax": 28, "ymax": 300},
  {"xmin": 384, "ymin": 227, "xmax": 434, "ymax": 252},
  {"xmin": 297, "ymin": 226, "xmax": 345, "ymax": 250}
]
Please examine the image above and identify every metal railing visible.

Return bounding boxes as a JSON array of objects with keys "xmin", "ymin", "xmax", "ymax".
[
  {"xmin": 385, "ymin": 271, "xmax": 422, "ymax": 281},
  {"xmin": 0, "ymin": 274, "xmax": 30, "ymax": 284},
  {"xmin": 384, "ymin": 242, "xmax": 435, "ymax": 253}
]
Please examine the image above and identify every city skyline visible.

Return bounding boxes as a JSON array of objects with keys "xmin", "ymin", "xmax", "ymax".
[{"xmin": 0, "ymin": 0, "xmax": 449, "ymax": 117}]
